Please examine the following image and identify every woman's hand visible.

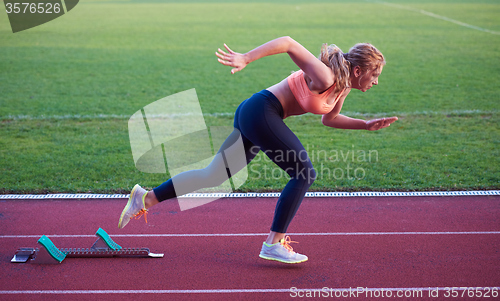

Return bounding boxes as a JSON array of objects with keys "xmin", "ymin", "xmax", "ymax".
[
  {"xmin": 216, "ymin": 44, "xmax": 248, "ymax": 74},
  {"xmin": 365, "ymin": 117, "xmax": 398, "ymax": 131}
]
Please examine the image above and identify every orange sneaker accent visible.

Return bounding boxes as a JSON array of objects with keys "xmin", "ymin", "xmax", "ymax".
[
  {"xmin": 132, "ymin": 208, "xmax": 148, "ymax": 223},
  {"xmin": 280, "ymin": 236, "xmax": 298, "ymax": 253}
]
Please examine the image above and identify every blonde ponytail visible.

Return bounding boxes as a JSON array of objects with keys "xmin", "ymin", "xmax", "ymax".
[
  {"xmin": 319, "ymin": 44, "xmax": 350, "ymax": 93},
  {"xmin": 320, "ymin": 42, "xmax": 385, "ymax": 92}
]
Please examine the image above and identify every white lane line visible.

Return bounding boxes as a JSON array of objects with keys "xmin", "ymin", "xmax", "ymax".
[
  {"xmin": 371, "ymin": 0, "xmax": 500, "ymax": 35},
  {"xmin": 0, "ymin": 287, "xmax": 498, "ymax": 295},
  {"xmin": 1, "ymin": 231, "xmax": 499, "ymax": 239},
  {"xmin": 1, "ymin": 109, "xmax": 498, "ymax": 121},
  {"xmin": 0, "ymin": 289, "xmax": 290, "ymax": 294},
  {"xmin": 1, "ymin": 190, "xmax": 499, "ymax": 199},
  {"xmin": 0, "ymin": 113, "xmax": 234, "ymax": 121}
]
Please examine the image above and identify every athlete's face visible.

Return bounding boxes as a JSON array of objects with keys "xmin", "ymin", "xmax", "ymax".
[{"xmin": 352, "ymin": 66, "xmax": 383, "ymax": 92}]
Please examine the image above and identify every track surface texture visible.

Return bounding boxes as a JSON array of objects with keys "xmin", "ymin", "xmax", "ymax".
[{"xmin": 1, "ymin": 195, "xmax": 499, "ymax": 300}]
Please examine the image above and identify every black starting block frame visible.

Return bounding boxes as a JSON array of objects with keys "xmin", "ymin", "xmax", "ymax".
[{"xmin": 11, "ymin": 228, "xmax": 164, "ymax": 264}]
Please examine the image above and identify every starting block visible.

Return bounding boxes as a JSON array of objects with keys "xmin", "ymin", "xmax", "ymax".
[{"xmin": 11, "ymin": 228, "xmax": 164, "ymax": 264}]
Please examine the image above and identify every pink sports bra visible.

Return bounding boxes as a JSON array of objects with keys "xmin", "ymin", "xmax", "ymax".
[{"xmin": 287, "ymin": 70, "xmax": 345, "ymax": 115}]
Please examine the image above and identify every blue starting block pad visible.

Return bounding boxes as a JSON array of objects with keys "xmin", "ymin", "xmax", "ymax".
[
  {"xmin": 93, "ymin": 228, "xmax": 122, "ymax": 251},
  {"xmin": 37, "ymin": 235, "xmax": 67, "ymax": 263}
]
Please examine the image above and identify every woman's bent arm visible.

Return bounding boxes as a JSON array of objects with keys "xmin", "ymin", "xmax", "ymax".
[{"xmin": 216, "ymin": 36, "xmax": 334, "ymax": 91}]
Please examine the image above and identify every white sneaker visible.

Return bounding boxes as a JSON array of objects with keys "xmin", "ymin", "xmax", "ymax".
[
  {"xmin": 118, "ymin": 184, "xmax": 148, "ymax": 229},
  {"xmin": 259, "ymin": 236, "xmax": 308, "ymax": 264}
]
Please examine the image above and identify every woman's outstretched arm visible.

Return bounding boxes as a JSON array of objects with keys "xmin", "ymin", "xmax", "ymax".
[
  {"xmin": 323, "ymin": 113, "xmax": 398, "ymax": 130},
  {"xmin": 216, "ymin": 36, "xmax": 334, "ymax": 91}
]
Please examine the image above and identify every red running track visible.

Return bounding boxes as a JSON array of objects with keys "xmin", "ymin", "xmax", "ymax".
[{"xmin": 0, "ymin": 195, "xmax": 499, "ymax": 300}]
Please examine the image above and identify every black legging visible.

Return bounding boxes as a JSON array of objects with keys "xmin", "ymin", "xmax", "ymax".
[{"xmin": 153, "ymin": 89, "xmax": 316, "ymax": 233}]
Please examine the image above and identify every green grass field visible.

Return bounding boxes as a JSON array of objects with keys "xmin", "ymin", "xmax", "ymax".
[{"xmin": 1, "ymin": 0, "xmax": 499, "ymax": 193}]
